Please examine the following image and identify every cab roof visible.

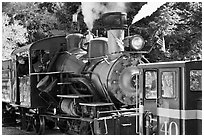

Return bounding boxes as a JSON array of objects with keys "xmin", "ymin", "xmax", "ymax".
[
  {"xmin": 138, "ymin": 60, "xmax": 202, "ymax": 69},
  {"xmin": 11, "ymin": 35, "xmax": 66, "ymax": 55}
]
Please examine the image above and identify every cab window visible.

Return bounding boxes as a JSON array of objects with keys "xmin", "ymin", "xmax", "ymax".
[
  {"xmin": 145, "ymin": 70, "xmax": 157, "ymax": 99},
  {"xmin": 190, "ymin": 70, "xmax": 202, "ymax": 91},
  {"xmin": 161, "ymin": 71, "xmax": 176, "ymax": 98}
]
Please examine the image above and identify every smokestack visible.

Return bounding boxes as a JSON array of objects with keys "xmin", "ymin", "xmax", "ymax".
[
  {"xmin": 81, "ymin": 2, "xmax": 126, "ymax": 30},
  {"xmin": 102, "ymin": 12, "xmax": 127, "ymax": 60}
]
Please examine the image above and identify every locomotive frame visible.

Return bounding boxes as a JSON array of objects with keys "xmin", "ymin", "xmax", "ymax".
[{"xmin": 2, "ymin": 35, "xmax": 141, "ymax": 134}]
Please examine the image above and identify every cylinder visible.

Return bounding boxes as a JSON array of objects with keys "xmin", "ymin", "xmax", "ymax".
[
  {"xmin": 66, "ymin": 33, "xmax": 83, "ymax": 51},
  {"xmin": 60, "ymin": 99, "xmax": 78, "ymax": 116}
]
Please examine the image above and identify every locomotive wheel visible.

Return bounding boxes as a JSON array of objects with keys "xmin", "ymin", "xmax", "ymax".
[
  {"xmin": 24, "ymin": 117, "xmax": 33, "ymax": 131},
  {"xmin": 79, "ymin": 121, "xmax": 92, "ymax": 135},
  {"xmin": 2, "ymin": 103, "xmax": 16, "ymax": 126},
  {"xmin": 33, "ymin": 115, "xmax": 45, "ymax": 135},
  {"xmin": 20, "ymin": 108, "xmax": 32, "ymax": 131},
  {"xmin": 46, "ymin": 119, "xmax": 55, "ymax": 129},
  {"xmin": 57, "ymin": 119, "xmax": 69, "ymax": 133}
]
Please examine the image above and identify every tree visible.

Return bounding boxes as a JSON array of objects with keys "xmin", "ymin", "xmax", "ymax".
[
  {"xmin": 55, "ymin": 2, "xmax": 85, "ymax": 33},
  {"xmin": 2, "ymin": 13, "xmax": 28, "ymax": 60},
  {"xmin": 130, "ymin": 2, "xmax": 202, "ymax": 62},
  {"xmin": 2, "ymin": 2, "xmax": 201, "ymax": 62},
  {"xmin": 2, "ymin": 2, "xmax": 64, "ymax": 43},
  {"xmin": 162, "ymin": 2, "xmax": 202, "ymax": 61}
]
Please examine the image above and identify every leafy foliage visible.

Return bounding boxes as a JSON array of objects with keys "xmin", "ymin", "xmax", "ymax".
[
  {"xmin": 2, "ymin": 13, "xmax": 28, "ymax": 60},
  {"xmin": 2, "ymin": 2, "xmax": 63, "ymax": 42},
  {"xmin": 2, "ymin": 2, "xmax": 202, "ymax": 62},
  {"xmin": 55, "ymin": 2, "xmax": 87, "ymax": 33},
  {"xmin": 129, "ymin": 2, "xmax": 202, "ymax": 62}
]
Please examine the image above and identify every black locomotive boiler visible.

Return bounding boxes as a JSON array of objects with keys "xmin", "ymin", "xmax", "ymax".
[{"xmin": 2, "ymin": 12, "xmax": 202, "ymax": 135}]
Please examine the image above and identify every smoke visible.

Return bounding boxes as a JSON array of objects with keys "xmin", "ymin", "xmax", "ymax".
[
  {"xmin": 132, "ymin": 2, "xmax": 166, "ymax": 24},
  {"xmin": 81, "ymin": 2, "xmax": 126, "ymax": 30}
]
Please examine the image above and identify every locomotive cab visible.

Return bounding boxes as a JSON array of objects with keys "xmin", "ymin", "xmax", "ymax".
[
  {"xmin": 10, "ymin": 36, "xmax": 67, "ymax": 108},
  {"xmin": 138, "ymin": 60, "xmax": 202, "ymax": 135}
]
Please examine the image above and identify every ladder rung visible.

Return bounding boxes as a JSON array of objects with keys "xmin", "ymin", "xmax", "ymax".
[
  {"xmin": 57, "ymin": 94, "xmax": 93, "ymax": 99},
  {"xmin": 57, "ymin": 82, "xmax": 71, "ymax": 85}
]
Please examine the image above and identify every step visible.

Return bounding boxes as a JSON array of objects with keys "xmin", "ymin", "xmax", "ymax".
[{"xmin": 57, "ymin": 94, "xmax": 93, "ymax": 99}]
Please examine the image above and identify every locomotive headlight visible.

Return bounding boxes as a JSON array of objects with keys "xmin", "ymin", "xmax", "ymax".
[{"xmin": 131, "ymin": 35, "xmax": 145, "ymax": 50}]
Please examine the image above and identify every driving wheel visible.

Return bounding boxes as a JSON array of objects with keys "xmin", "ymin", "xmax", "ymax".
[{"xmin": 33, "ymin": 115, "xmax": 45, "ymax": 135}]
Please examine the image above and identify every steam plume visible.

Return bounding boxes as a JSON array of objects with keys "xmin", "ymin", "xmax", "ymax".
[
  {"xmin": 132, "ymin": 2, "xmax": 166, "ymax": 24},
  {"xmin": 81, "ymin": 2, "xmax": 126, "ymax": 30}
]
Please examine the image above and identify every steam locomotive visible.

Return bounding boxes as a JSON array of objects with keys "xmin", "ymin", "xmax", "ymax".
[{"xmin": 2, "ymin": 12, "xmax": 202, "ymax": 135}]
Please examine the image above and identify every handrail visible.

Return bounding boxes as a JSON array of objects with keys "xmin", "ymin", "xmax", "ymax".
[
  {"xmin": 30, "ymin": 71, "xmax": 74, "ymax": 75},
  {"xmin": 97, "ymin": 108, "xmax": 139, "ymax": 115}
]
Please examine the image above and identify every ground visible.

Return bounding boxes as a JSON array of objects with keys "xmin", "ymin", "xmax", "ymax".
[{"xmin": 2, "ymin": 124, "xmax": 64, "ymax": 135}]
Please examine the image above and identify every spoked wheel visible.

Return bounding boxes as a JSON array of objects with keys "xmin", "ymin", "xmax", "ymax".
[
  {"xmin": 57, "ymin": 119, "xmax": 69, "ymax": 133},
  {"xmin": 79, "ymin": 121, "xmax": 92, "ymax": 135},
  {"xmin": 24, "ymin": 117, "xmax": 33, "ymax": 131},
  {"xmin": 46, "ymin": 119, "xmax": 55, "ymax": 129},
  {"xmin": 2, "ymin": 103, "xmax": 16, "ymax": 126},
  {"xmin": 20, "ymin": 108, "xmax": 32, "ymax": 131},
  {"xmin": 33, "ymin": 115, "xmax": 45, "ymax": 135}
]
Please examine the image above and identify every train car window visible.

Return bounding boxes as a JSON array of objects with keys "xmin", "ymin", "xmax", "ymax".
[
  {"xmin": 190, "ymin": 70, "xmax": 202, "ymax": 91},
  {"xmin": 145, "ymin": 70, "xmax": 157, "ymax": 99},
  {"xmin": 31, "ymin": 50, "xmax": 51, "ymax": 73},
  {"xmin": 161, "ymin": 72, "xmax": 176, "ymax": 98}
]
